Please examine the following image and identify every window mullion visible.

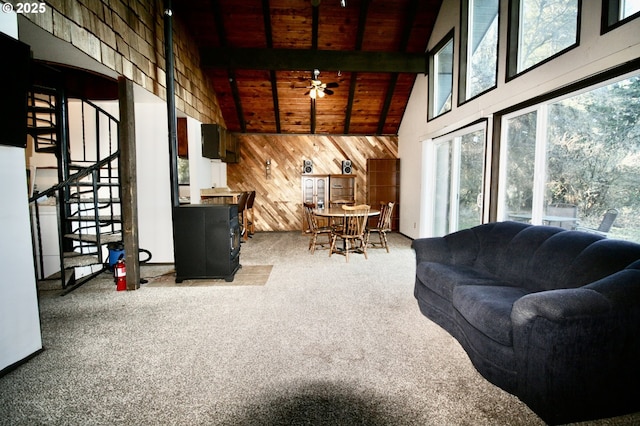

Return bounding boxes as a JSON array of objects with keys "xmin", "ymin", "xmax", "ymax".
[
  {"xmin": 531, "ymin": 104, "xmax": 548, "ymax": 224},
  {"xmin": 450, "ymin": 137, "xmax": 462, "ymax": 233}
]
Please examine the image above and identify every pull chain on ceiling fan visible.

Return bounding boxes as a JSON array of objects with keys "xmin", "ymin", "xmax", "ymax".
[{"xmin": 305, "ymin": 69, "xmax": 339, "ymax": 99}]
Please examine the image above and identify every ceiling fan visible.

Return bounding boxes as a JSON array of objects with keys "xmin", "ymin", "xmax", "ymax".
[{"xmin": 304, "ymin": 69, "xmax": 339, "ymax": 99}]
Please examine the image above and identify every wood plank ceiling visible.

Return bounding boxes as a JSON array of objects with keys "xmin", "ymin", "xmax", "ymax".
[{"xmin": 173, "ymin": 0, "xmax": 442, "ymax": 135}]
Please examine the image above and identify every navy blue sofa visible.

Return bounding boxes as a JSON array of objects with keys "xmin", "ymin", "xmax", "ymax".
[{"xmin": 412, "ymin": 221, "xmax": 640, "ymax": 424}]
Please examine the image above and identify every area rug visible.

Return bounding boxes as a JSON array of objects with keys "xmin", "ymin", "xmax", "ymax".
[{"xmin": 145, "ymin": 265, "xmax": 272, "ymax": 287}]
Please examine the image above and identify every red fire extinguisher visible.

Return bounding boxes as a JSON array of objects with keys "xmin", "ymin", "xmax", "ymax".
[{"xmin": 114, "ymin": 257, "xmax": 127, "ymax": 291}]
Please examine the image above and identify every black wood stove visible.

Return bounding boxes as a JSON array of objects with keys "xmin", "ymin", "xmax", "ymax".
[{"xmin": 172, "ymin": 204, "xmax": 241, "ymax": 282}]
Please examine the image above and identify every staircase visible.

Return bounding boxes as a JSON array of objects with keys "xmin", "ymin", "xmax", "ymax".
[{"xmin": 28, "ymin": 86, "xmax": 122, "ymax": 292}]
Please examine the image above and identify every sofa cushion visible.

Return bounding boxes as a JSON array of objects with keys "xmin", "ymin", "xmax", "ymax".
[
  {"xmin": 417, "ymin": 261, "xmax": 507, "ymax": 302},
  {"xmin": 497, "ymin": 226, "xmax": 566, "ymax": 290},
  {"xmin": 561, "ymin": 239, "xmax": 640, "ymax": 289},
  {"xmin": 453, "ymin": 285, "xmax": 529, "ymax": 347},
  {"xmin": 473, "ymin": 221, "xmax": 531, "ymax": 276},
  {"xmin": 526, "ymin": 231, "xmax": 603, "ymax": 291}
]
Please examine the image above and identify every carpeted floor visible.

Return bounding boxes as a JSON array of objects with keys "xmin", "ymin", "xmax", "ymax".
[{"xmin": 1, "ymin": 232, "xmax": 638, "ymax": 425}]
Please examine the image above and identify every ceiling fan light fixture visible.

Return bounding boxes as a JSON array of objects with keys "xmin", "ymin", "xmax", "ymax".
[{"xmin": 340, "ymin": 0, "xmax": 346, "ymax": 7}]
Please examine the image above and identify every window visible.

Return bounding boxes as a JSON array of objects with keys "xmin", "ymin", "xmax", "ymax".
[
  {"xmin": 429, "ymin": 31, "xmax": 454, "ymax": 119},
  {"xmin": 508, "ymin": 0, "xmax": 580, "ymax": 77},
  {"xmin": 459, "ymin": 0, "xmax": 499, "ymax": 102},
  {"xmin": 498, "ymin": 72, "xmax": 640, "ymax": 242},
  {"xmin": 177, "ymin": 157, "xmax": 190, "ymax": 185},
  {"xmin": 426, "ymin": 123, "xmax": 487, "ymax": 236},
  {"xmin": 603, "ymin": 0, "xmax": 640, "ymax": 31}
]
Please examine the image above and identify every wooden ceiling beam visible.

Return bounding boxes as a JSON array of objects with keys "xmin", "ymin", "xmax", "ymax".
[
  {"xmin": 228, "ymin": 70, "xmax": 246, "ymax": 133},
  {"xmin": 200, "ymin": 48, "xmax": 426, "ymax": 74},
  {"xmin": 261, "ymin": 0, "xmax": 281, "ymax": 133},
  {"xmin": 377, "ymin": 73, "xmax": 398, "ymax": 134},
  {"xmin": 377, "ymin": 0, "xmax": 421, "ymax": 134},
  {"xmin": 344, "ymin": 0, "xmax": 371, "ymax": 134}
]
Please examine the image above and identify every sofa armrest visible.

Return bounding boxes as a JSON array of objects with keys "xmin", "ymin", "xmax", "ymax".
[
  {"xmin": 411, "ymin": 237, "xmax": 452, "ymax": 265},
  {"xmin": 511, "ymin": 272, "xmax": 640, "ymax": 424},
  {"xmin": 512, "ymin": 288, "xmax": 611, "ymax": 322}
]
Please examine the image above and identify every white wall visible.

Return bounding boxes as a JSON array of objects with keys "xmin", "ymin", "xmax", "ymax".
[
  {"xmin": 186, "ymin": 116, "xmax": 227, "ymax": 204},
  {"xmin": 0, "ymin": 146, "xmax": 43, "ymax": 372},
  {"xmin": 0, "ymin": 10, "xmax": 42, "ymax": 374},
  {"xmin": 398, "ymin": 0, "xmax": 640, "ymax": 239},
  {"xmin": 133, "ymin": 89, "xmax": 226, "ymax": 260},
  {"xmin": 133, "ymin": 92, "xmax": 174, "ymax": 262}
]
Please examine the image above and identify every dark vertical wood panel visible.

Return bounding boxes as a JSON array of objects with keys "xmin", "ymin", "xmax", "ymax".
[{"xmin": 118, "ymin": 77, "xmax": 140, "ymax": 290}]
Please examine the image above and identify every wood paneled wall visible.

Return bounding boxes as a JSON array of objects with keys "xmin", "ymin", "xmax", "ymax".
[
  {"xmin": 21, "ymin": 1, "xmax": 224, "ymax": 125},
  {"xmin": 227, "ymin": 134, "xmax": 398, "ymax": 231}
]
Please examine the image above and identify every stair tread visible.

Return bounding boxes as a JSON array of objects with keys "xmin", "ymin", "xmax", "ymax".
[
  {"xmin": 64, "ymin": 233, "xmax": 122, "ymax": 243},
  {"xmin": 27, "ymin": 127, "xmax": 57, "ymax": 135},
  {"xmin": 68, "ymin": 181, "xmax": 120, "ymax": 187},
  {"xmin": 67, "ymin": 197, "xmax": 121, "ymax": 203},
  {"xmin": 35, "ymin": 146, "xmax": 58, "ymax": 153},
  {"xmin": 67, "ymin": 215, "xmax": 122, "ymax": 222},
  {"xmin": 62, "ymin": 252, "xmax": 101, "ymax": 268},
  {"xmin": 28, "ymin": 106, "xmax": 56, "ymax": 113}
]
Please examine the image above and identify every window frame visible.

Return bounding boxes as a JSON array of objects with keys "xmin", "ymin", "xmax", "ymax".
[
  {"xmin": 496, "ymin": 66, "xmax": 640, "ymax": 239},
  {"xmin": 428, "ymin": 29, "xmax": 455, "ymax": 120},
  {"xmin": 423, "ymin": 119, "xmax": 491, "ymax": 237},
  {"xmin": 458, "ymin": 0, "xmax": 500, "ymax": 105},
  {"xmin": 506, "ymin": 0, "xmax": 582, "ymax": 81},
  {"xmin": 601, "ymin": 0, "xmax": 640, "ymax": 33}
]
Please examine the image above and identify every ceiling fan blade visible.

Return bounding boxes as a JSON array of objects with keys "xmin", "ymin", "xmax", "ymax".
[
  {"xmin": 326, "ymin": 82, "xmax": 339, "ymax": 88},
  {"xmin": 304, "ymin": 90, "xmax": 310, "ymax": 96},
  {"xmin": 324, "ymin": 89, "xmax": 334, "ymax": 95}
]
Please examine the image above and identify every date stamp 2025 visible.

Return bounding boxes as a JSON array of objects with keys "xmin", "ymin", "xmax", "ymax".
[{"xmin": 2, "ymin": 2, "xmax": 47, "ymax": 14}]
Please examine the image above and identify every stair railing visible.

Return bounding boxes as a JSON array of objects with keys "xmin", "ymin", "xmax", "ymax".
[{"xmin": 29, "ymin": 152, "xmax": 120, "ymax": 288}]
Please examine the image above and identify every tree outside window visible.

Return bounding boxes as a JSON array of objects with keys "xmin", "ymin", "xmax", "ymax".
[
  {"xmin": 508, "ymin": 0, "xmax": 579, "ymax": 77},
  {"xmin": 460, "ymin": 0, "xmax": 499, "ymax": 102},
  {"xmin": 500, "ymin": 73, "xmax": 640, "ymax": 242}
]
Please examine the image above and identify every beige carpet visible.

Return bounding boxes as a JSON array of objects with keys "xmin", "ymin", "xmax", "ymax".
[
  {"xmin": 2, "ymin": 231, "xmax": 639, "ymax": 425},
  {"xmin": 145, "ymin": 265, "xmax": 273, "ymax": 287}
]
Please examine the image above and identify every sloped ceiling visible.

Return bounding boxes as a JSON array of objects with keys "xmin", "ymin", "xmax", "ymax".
[{"xmin": 174, "ymin": 0, "xmax": 442, "ymax": 135}]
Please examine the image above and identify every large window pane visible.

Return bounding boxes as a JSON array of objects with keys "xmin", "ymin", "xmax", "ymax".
[
  {"xmin": 459, "ymin": 129, "xmax": 485, "ymax": 229},
  {"xmin": 500, "ymin": 73, "xmax": 640, "ymax": 243},
  {"xmin": 461, "ymin": 0, "xmax": 499, "ymax": 101},
  {"xmin": 433, "ymin": 142, "xmax": 452, "ymax": 236},
  {"xmin": 513, "ymin": 0, "xmax": 579, "ymax": 75},
  {"xmin": 430, "ymin": 125, "xmax": 486, "ymax": 237},
  {"xmin": 502, "ymin": 111, "xmax": 537, "ymax": 219},
  {"xmin": 545, "ymin": 75, "xmax": 640, "ymax": 240}
]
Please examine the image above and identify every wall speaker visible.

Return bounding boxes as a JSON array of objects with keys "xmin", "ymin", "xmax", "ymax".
[
  {"xmin": 342, "ymin": 160, "xmax": 352, "ymax": 174},
  {"xmin": 303, "ymin": 159, "xmax": 313, "ymax": 174}
]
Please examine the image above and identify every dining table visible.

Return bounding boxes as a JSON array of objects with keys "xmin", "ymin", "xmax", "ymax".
[
  {"xmin": 313, "ymin": 207, "xmax": 380, "ymax": 253},
  {"xmin": 313, "ymin": 206, "xmax": 380, "ymax": 218}
]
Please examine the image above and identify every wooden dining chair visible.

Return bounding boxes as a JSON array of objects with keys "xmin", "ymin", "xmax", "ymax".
[
  {"xmin": 303, "ymin": 202, "xmax": 332, "ymax": 254},
  {"xmin": 245, "ymin": 190, "xmax": 256, "ymax": 237},
  {"xmin": 329, "ymin": 204, "xmax": 370, "ymax": 262},
  {"xmin": 329, "ymin": 199, "xmax": 354, "ymax": 208},
  {"xmin": 328, "ymin": 199, "xmax": 353, "ymax": 229},
  {"xmin": 366, "ymin": 201, "xmax": 394, "ymax": 252},
  {"xmin": 236, "ymin": 191, "xmax": 249, "ymax": 240}
]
